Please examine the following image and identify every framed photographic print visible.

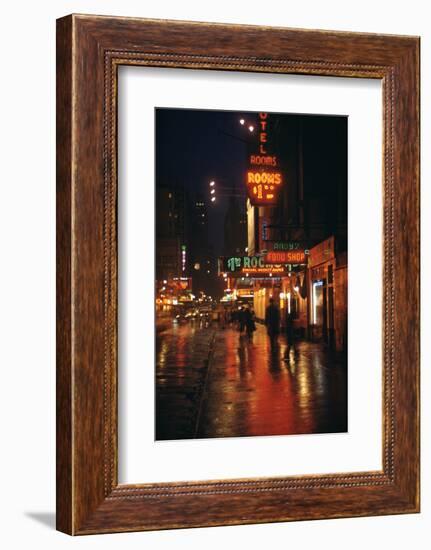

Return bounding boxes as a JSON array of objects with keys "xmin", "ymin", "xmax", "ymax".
[{"xmin": 56, "ymin": 15, "xmax": 420, "ymax": 534}]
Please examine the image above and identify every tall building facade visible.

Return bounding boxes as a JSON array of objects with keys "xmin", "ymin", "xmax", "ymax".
[
  {"xmin": 156, "ymin": 184, "xmax": 189, "ymax": 281},
  {"xmin": 189, "ymin": 194, "xmax": 213, "ymax": 296},
  {"xmin": 244, "ymin": 114, "xmax": 348, "ymax": 351},
  {"xmin": 224, "ymin": 196, "xmax": 247, "ymax": 256}
]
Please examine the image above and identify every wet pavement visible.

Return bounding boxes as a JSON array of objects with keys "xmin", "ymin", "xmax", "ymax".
[
  {"xmin": 156, "ymin": 321, "xmax": 347, "ymax": 441},
  {"xmin": 155, "ymin": 322, "xmax": 217, "ymax": 440}
]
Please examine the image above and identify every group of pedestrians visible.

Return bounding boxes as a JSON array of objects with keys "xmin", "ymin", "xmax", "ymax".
[
  {"xmin": 231, "ymin": 306, "xmax": 257, "ymax": 339},
  {"xmin": 265, "ymin": 298, "xmax": 296, "ymax": 357},
  {"xmin": 227, "ymin": 299, "xmax": 296, "ymax": 353}
]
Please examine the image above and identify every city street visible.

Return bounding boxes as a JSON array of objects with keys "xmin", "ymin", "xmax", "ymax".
[
  {"xmin": 156, "ymin": 320, "xmax": 347, "ymax": 440},
  {"xmin": 155, "ymin": 109, "xmax": 349, "ymax": 441}
]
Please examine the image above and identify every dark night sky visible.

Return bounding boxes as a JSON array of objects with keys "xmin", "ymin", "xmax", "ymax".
[
  {"xmin": 155, "ymin": 108, "xmax": 347, "ymax": 255},
  {"xmin": 155, "ymin": 108, "xmax": 259, "ymax": 254}
]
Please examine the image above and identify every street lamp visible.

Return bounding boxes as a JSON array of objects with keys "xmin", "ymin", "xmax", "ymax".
[
  {"xmin": 238, "ymin": 116, "xmax": 255, "ymax": 133},
  {"xmin": 208, "ymin": 177, "xmax": 244, "ymax": 205},
  {"xmin": 209, "ymin": 180, "xmax": 217, "ymax": 203}
]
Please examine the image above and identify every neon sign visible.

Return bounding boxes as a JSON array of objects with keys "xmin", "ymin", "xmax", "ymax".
[
  {"xmin": 272, "ymin": 242, "xmax": 303, "ymax": 251},
  {"xmin": 258, "ymin": 112, "xmax": 268, "ymax": 154},
  {"xmin": 249, "ymin": 155, "xmax": 277, "ymax": 166},
  {"xmin": 241, "ymin": 266, "xmax": 285, "ymax": 275},
  {"xmin": 247, "ymin": 171, "xmax": 282, "ymax": 185},
  {"xmin": 181, "ymin": 244, "xmax": 186, "ymax": 272},
  {"xmin": 246, "ymin": 112, "xmax": 284, "ymax": 205},
  {"xmin": 226, "ymin": 256, "xmax": 265, "ymax": 271},
  {"xmin": 219, "ymin": 255, "xmax": 289, "ymax": 277},
  {"xmin": 265, "ymin": 250, "xmax": 308, "ymax": 264}
]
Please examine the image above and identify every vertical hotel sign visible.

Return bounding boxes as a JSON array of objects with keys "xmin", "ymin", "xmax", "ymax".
[{"xmin": 246, "ymin": 113, "xmax": 283, "ymax": 205}]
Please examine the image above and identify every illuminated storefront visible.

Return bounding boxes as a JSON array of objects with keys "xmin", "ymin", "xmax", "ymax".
[
  {"xmin": 312, "ymin": 280, "xmax": 324, "ymax": 325},
  {"xmin": 308, "ymin": 237, "xmax": 334, "ymax": 343},
  {"xmin": 308, "ymin": 236, "xmax": 348, "ymax": 351},
  {"xmin": 156, "ymin": 277, "xmax": 194, "ymax": 311}
]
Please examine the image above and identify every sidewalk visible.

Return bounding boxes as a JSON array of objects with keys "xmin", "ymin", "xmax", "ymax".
[
  {"xmin": 155, "ymin": 323, "xmax": 216, "ymax": 440},
  {"xmin": 196, "ymin": 324, "xmax": 347, "ymax": 438},
  {"xmin": 156, "ymin": 322, "xmax": 347, "ymax": 441}
]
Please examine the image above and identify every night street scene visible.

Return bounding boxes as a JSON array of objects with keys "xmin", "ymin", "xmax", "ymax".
[{"xmin": 155, "ymin": 108, "xmax": 348, "ymax": 441}]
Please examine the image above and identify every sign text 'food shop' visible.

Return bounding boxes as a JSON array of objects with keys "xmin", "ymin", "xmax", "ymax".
[{"xmin": 265, "ymin": 250, "xmax": 308, "ymax": 264}]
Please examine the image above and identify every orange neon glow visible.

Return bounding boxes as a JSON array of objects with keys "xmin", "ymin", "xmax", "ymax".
[
  {"xmin": 241, "ymin": 266, "xmax": 285, "ymax": 274},
  {"xmin": 247, "ymin": 171, "xmax": 282, "ymax": 185},
  {"xmin": 245, "ymin": 113, "xmax": 284, "ymax": 205},
  {"xmin": 249, "ymin": 155, "xmax": 277, "ymax": 166},
  {"xmin": 265, "ymin": 250, "xmax": 307, "ymax": 264}
]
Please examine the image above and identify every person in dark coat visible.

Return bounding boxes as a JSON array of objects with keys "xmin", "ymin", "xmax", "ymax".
[
  {"xmin": 243, "ymin": 306, "xmax": 256, "ymax": 339},
  {"xmin": 265, "ymin": 298, "xmax": 280, "ymax": 347},
  {"xmin": 238, "ymin": 307, "xmax": 246, "ymax": 332},
  {"xmin": 230, "ymin": 309, "xmax": 238, "ymax": 325},
  {"xmin": 284, "ymin": 309, "xmax": 295, "ymax": 359}
]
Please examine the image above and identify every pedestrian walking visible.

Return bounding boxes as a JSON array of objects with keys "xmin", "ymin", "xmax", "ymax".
[
  {"xmin": 284, "ymin": 309, "xmax": 295, "ymax": 360},
  {"xmin": 243, "ymin": 306, "xmax": 256, "ymax": 340},
  {"xmin": 230, "ymin": 309, "xmax": 237, "ymax": 326},
  {"xmin": 265, "ymin": 298, "xmax": 280, "ymax": 348},
  {"xmin": 238, "ymin": 306, "xmax": 246, "ymax": 333}
]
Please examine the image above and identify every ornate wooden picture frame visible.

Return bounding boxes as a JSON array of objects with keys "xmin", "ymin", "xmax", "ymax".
[{"xmin": 56, "ymin": 14, "xmax": 420, "ymax": 534}]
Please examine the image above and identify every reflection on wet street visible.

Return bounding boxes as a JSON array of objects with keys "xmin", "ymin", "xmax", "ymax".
[
  {"xmin": 198, "ymin": 324, "xmax": 347, "ymax": 438},
  {"xmin": 156, "ymin": 322, "xmax": 347, "ymax": 440},
  {"xmin": 155, "ymin": 322, "xmax": 217, "ymax": 440}
]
